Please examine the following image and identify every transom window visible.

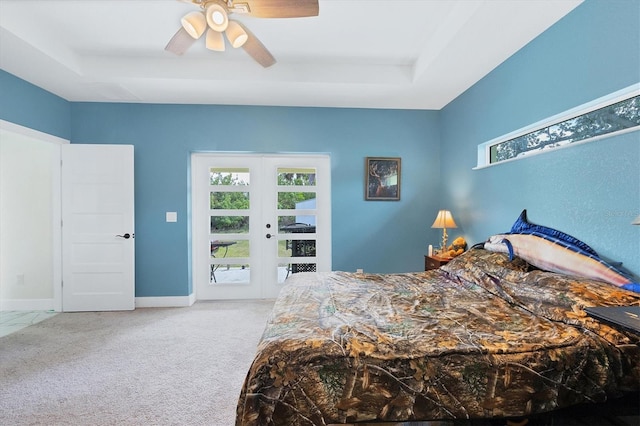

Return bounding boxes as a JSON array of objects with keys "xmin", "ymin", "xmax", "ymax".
[{"xmin": 476, "ymin": 84, "xmax": 640, "ymax": 168}]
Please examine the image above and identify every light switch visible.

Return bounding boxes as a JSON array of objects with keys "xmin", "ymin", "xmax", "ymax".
[{"xmin": 166, "ymin": 212, "xmax": 177, "ymax": 222}]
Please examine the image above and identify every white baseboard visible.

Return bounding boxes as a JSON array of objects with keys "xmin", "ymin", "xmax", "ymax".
[
  {"xmin": 1, "ymin": 297, "xmax": 197, "ymax": 311},
  {"xmin": 135, "ymin": 294, "xmax": 196, "ymax": 308},
  {"xmin": 0, "ymin": 298, "xmax": 56, "ymax": 311}
]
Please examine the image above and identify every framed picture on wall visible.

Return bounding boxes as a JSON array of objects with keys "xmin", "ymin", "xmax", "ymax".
[{"xmin": 365, "ymin": 157, "xmax": 401, "ymax": 201}]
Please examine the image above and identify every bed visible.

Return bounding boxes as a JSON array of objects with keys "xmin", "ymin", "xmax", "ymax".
[{"xmin": 236, "ymin": 248, "xmax": 640, "ymax": 425}]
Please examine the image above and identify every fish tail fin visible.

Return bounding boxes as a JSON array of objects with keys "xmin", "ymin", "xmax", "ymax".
[{"xmin": 621, "ymin": 283, "xmax": 640, "ymax": 293}]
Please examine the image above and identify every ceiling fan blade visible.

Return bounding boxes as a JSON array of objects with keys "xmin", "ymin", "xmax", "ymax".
[
  {"xmin": 165, "ymin": 27, "xmax": 197, "ymax": 55},
  {"xmin": 236, "ymin": 0, "xmax": 319, "ymax": 18},
  {"xmin": 239, "ymin": 24, "xmax": 276, "ymax": 68}
]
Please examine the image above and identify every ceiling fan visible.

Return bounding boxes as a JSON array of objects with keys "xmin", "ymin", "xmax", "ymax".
[{"xmin": 165, "ymin": 0, "xmax": 319, "ymax": 67}]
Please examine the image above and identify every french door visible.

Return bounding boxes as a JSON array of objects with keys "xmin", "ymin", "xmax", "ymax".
[{"xmin": 192, "ymin": 153, "xmax": 331, "ymax": 299}]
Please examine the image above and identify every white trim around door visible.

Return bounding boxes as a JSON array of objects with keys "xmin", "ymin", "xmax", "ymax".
[{"xmin": 191, "ymin": 153, "xmax": 331, "ymax": 300}]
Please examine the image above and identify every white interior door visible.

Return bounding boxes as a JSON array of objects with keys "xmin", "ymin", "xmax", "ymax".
[
  {"xmin": 61, "ymin": 144, "xmax": 135, "ymax": 311},
  {"xmin": 192, "ymin": 153, "xmax": 331, "ymax": 300}
]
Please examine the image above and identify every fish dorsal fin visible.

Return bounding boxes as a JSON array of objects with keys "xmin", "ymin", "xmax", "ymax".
[{"xmin": 510, "ymin": 209, "xmax": 599, "ymax": 256}]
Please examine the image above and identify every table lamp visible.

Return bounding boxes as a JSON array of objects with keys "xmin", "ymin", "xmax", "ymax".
[{"xmin": 431, "ymin": 210, "xmax": 457, "ymax": 254}]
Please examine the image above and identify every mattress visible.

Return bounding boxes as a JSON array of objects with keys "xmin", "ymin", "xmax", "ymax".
[{"xmin": 236, "ymin": 249, "xmax": 640, "ymax": 425}]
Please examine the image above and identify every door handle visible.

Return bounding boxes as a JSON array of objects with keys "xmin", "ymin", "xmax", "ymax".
[
  {"xmin": 266, "ymin": 233, "xmax": 272, "ymax": 239},
  {"xmin": 116, "ymin": 233, "xmax": 133, "ymax": 239}
]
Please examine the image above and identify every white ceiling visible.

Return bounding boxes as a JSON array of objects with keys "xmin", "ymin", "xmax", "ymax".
[{"xmin": 0, "ymin": 0, "xmax": 583, "ymax": 110}]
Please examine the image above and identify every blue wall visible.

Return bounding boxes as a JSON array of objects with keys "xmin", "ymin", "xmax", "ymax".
[
  {"xmin": 69, "ymin": 103, "xmax": 439, "ymax": 296},
  {"xmin": 1, "ymin": 0, "xmax": 638, "ymax": 298},
  {"xmin": 440, "ymin": 0, "xmax": 640, "ymax": 277},
  {"xmin": 0, "ymin": 70, "xmax": 71, "ymax": 139}
]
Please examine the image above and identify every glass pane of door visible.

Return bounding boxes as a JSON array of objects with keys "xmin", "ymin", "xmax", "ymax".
[
  {"xmin": 209, "ymin": 168, "xmax": 250, "ymax": 284},
  {"xmin": 275, "ymin": 166, "xmax": 318, "ymax": 284}
]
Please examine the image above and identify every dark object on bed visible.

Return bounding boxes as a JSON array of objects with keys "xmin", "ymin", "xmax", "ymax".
[
  {"xmin": 585, "ymin": 306, "xmax": 640, "ymax": 334},
  {"xmin": 236, "ymin": 249, "xmax": 640, "ymax": 425}
]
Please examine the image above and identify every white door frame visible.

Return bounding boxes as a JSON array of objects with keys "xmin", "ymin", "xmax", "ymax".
[
  {"xmin": 191, "ymin": 152, "xmax": 331, "ymax": 300},
  {"xmin": 1, "ymin": 121, "xmax": 135, "ymax": 312},
  {"xmin": 0, "ymin": 119, "xmax": 68, "ymax": 312}
]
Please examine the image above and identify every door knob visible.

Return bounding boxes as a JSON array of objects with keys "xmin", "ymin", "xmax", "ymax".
[
  {"xmin": 116, "ymin": 233, "xmax": 132, "ymax": 239},
  {"xmin": 266, "ymin": 233, "xmax": 272, "ymax": 239}
]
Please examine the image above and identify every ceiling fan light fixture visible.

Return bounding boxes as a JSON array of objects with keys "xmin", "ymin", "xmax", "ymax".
[
  {"xmin": 181, "ymin": 11, "xmax": 207, "ymax": 39},
  {"xmin": 206, "ymin": 28, "xmax": 225, "ymax": 51},
  {"xmin": 226, "ymin": 20, "xmax": 248, "ymax": 48},
  {"xmin": 206, "ymin": 4, "xmax": 229, "ymax": 32}
]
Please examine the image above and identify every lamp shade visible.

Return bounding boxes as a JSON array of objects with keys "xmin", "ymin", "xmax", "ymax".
[
  {"xmin": 633, "ymin": 215, "xmax": 640, "ymax": 225},
  {"xmin": 206, "ymin": 3, "xmax": 229, "ymax": 32},
  {"xmin": 225, "ymin": 20, "xmax": 248, "ymax": 48},
  {"xmin": 181, "ymin": 11, "xmax": 207, "ymax": 39},
  {"xmin": 206, "ymin": 28, "xmax": 225, "ymax": 51},
  {"xmin": 431, "ymin": 210, "xmax": 457, "ymax": 229}
]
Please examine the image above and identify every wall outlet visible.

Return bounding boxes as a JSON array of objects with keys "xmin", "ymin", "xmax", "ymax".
[
  {"xmin": 356, "ymin": 268, "xmax": 363, "ymax": 273},
  {"xmin": 16, "ymin": 273, "xmax": 25, "ymax": 286},
  {"xmin": 166, "ymin": 212, "xmax": 177, "ymax": 222}
]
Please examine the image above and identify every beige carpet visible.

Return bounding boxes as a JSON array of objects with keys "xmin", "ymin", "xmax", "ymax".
[
  {"xmin": 3, "ymin": 301, "xmax": 638, "ymax": 426},
  {"xmin": 0, "ymin": 300, "xmax": 274, "ymax": 425}
]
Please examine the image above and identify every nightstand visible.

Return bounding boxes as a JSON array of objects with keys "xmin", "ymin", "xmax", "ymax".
[{"xmin": 425, "ymin": 255, "xmax": 451, "ymax": 271}]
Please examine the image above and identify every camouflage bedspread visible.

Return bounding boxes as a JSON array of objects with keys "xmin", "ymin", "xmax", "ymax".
[{"xmin": 236, "ymin": 249, "xmax": 640, "ymax": 425}]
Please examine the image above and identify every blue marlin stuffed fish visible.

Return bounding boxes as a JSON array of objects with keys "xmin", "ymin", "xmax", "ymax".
[{"xmin": 484, "ymin": 210, "xmax": 639, "ymax": 292}]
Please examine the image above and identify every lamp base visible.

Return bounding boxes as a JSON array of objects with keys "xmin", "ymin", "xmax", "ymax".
[{"xmin": 439, "ymin": 228, "xmax": 449, "ymax": 253}]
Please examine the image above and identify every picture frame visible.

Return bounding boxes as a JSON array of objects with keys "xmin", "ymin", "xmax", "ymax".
[{"xmin": 365, "ymin": 157, "xmax": 401, "ymax": 201}]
